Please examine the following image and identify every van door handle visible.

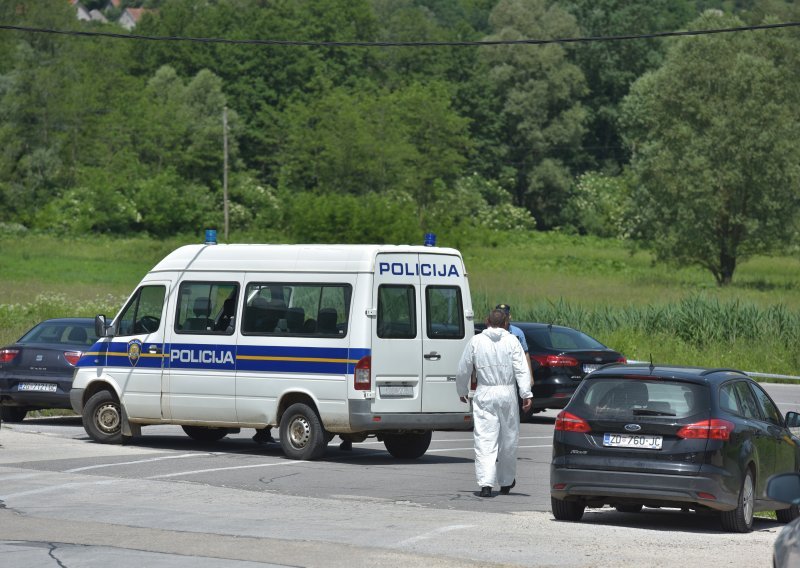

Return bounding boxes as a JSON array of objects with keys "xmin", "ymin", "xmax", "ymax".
[
  {"xmin": 148, "ymin": 345, "xmax": 162, "ymax": 354},
  {"xmin": 424, "ymin": 352, "xmax": 441, "ymax": 361}
]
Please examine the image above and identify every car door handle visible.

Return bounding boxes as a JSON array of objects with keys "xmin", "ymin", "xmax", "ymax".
[
  {"xmin": 424, "ymin": 352, "xmax": 441, "ymax": 361},
  {"xmin": 148, "ymin": 345, "xmax": 162, "ymax": 354}
]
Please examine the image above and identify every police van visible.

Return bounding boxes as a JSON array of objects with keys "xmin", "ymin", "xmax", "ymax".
[{"xmin": 71, "ymin": 238, "xmax": 475, "ymax": 460}]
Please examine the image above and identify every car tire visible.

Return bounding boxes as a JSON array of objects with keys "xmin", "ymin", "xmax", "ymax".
[
  {"xmin": 182, "ymin": 425, "xmax": 228, "ymax": 443},
  {"xmin": 776, "ymin": 504, "xmax": 800, "ymax": 523},
  {"xmin": 383, "ymin": 431, "xmax": 432, "ymax": 459},
  {"xmin": 0, "ymin": 407, "xmax": 28, "ymax": 422},
  {"xmin": 721, "ymin": 467, "xmax": 755, "ymax": 533},
  {"xmin": 615, "ymin": 504, "xmax": 643, "ymax": 513},
  {"xmin": 551, "ymin": 496, "xmax": 585, "ymax": 522},
  {"xmin": 82, "ymin": 390, "xmax": 123, "ymax": 444},
  {"xmin": 279, "ymin": 402, "xmax": 327, "ymax": 460}
]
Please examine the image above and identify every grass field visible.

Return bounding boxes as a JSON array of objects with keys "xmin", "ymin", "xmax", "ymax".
[{"xmin": 1, "ymin": 231, "xmax": 799, "ymax": 377}]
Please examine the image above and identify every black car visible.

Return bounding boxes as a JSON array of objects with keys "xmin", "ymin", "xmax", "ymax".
[
  {"xmin": 0, "ymin": 317, "xmax": 98, "ymax": 422},
  {"xmin": 550, "ymin": 364, "xmax": 800, "ymax": 532},
  {"xmin": 474, "ymin": 322, "xmax": 625, "ymax": 419},
  {"xmin": 767, "ymin": 469, "xmax": 800, "ymax": 567}
]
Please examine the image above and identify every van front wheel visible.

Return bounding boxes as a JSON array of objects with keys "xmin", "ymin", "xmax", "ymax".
[
  {"xmin": 83, "ymin": 390, "xmax": 123, "ymax": 444},
  {"xmin": 279, "ymin": 403, "xmax": 327, "ymax": 460},
  {"xmin": 383, "ymin": 431, "xmax": 432, "ymax": 459}
]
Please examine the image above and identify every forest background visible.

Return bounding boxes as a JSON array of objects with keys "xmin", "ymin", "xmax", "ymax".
[{"xmin": 1, "ymin": 0, "xmax": 800, "ymax": 377}]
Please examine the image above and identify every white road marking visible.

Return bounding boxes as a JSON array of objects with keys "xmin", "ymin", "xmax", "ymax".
[
  {"xmin": 65, "ymin": 453, "xmax": 209, "ymax": 473},
  {"xmin": 0, "ymin": 479, "xmax": 118, "ymax": 499},
  {"xmin": 397, "ymin": 524, "xmax": 475, "ymax": 547},
  {"xmin": 146, "ymin": 459, "xmax": 306, "ymax": 479}
]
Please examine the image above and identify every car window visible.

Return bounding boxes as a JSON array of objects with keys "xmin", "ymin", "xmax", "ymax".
[
  {"xmin": 527, "ymin": 327, "xmax": 605, "ymax": 351},
  {"xmin": 19, "ymin": 321, "xmax": 97, "ymax": 346},
  {"xmin": 571, "ymin": 378, "xmax": 707, "ymax": 420},
  {"xmin": 719, "ymin": 383, "xmax": 741, "ymax": 414},
  {"xmin": 732, "ymin": 381, "xmax": 760, "ymax": 420},
  {"xmin": 750, "ymin": 383, "xmax": 783, "ymax": 426}
]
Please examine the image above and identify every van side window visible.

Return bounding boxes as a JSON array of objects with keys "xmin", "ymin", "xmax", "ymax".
[
  {"xmin": 175, "ymin": 282, "xmax": 239, "ymax": 335},
  {"xmin": 425, "ymin": 286, "xmax": 464, "ymax": 339},
  {"xmin": 378, "ymin": 285, "xmax": 416, "ymax": 339},
  {"xmin": 117, "ymin": 285, "xmax": 166, "ymax": 336},
  {"xmin": 242, "ymin": 282, "xmax": 351, "ymax": 337}
]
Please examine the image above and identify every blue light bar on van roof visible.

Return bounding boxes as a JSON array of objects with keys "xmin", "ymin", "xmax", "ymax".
[
  {"xmin": 205, "ymin": 229, "xmax": 217, "ymax": 245},
  {"xmin": 424, "ymin": 232, "xmax": 436, "ymax": 247}
]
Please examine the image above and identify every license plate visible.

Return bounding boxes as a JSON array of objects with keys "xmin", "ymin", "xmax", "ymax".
[
  {"xmin": 18, "ymin": 382, "xmax": 58, "ymax": 393},
  {"xmin": 379, "ymin": 385, "xmax": 413, "ymax": 398},
  {"xmin": 603, "ymin": 433, "xmax": 662, "ymax": 450},
  {"xmin": 583, "ymin": 364, "xmax": 601, "ymax": 374}
]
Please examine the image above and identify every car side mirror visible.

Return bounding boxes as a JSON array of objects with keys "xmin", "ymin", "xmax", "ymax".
[
  {"xmin": 767, "ymin": 472, "xmax": 800, "ymax": 505},
  {"xmin": 786, "ymin": 411, "xmax": 800, "ymax": 429},
  {"xmin": 94, "ymin": 314, "xmax": 113, "ymax": 338}
]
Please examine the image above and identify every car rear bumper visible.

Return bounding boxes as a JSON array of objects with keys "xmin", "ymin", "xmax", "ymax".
[
  {"xmin": 550, "ymin": 466, "xmax": 739, "ymax": 511},
  {"xmin": 0, "ymin": 376, "xmax": 72, "ymax": 409}
]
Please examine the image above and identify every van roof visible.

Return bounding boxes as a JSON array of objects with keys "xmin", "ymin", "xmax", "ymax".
[{"xmin": 148, "ymin": 243, "xmax": 465, "ymax": 274}]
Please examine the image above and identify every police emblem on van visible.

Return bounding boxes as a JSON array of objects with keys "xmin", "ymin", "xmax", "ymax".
[{"xmin": 127, "ymin": 339, "xmax": 142, "ymax": 367}]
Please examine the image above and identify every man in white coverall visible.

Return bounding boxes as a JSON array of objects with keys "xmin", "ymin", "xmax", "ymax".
[{"xmin": 457, "ymin": 309, "xmax": 533, "ymax": 497}]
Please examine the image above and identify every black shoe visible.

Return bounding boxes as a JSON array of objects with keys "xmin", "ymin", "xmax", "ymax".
[
  {"xmin": 480, "ymin": 486, "xmax": 492, "ymax": 498},
  {"xmin": 339, "ymin": 440, "xmax": 352, "ymax": 451},
  {"xmin": 500, "ymin": 479, "xmax": 516, "ymax": 495},
  {"xmin": 252, "ymin": 429, "xmax": 276, "ymax": 444}
]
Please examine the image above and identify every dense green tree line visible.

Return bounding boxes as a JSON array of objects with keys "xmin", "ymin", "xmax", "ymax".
[{"xmin": 1, "ymin": 0, "xmax": 799, "ymax": 284}]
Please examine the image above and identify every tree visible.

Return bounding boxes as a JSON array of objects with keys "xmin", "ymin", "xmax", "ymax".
[
  {"xmin": 477, "ymin": 0, "xmax": 588, "ymax": 230},
  {"xmin": 621, "ymin": 11, "xmax": 800, "ymax": 285}
]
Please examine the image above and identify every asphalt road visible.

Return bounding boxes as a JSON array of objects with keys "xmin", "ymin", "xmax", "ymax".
[{"xmin": 1, "ymin": 382, "xmax": 798, "ymax": 567}]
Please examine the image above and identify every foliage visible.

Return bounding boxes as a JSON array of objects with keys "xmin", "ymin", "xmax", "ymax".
[
  {"xmin": 621, "ymin": 11, "xmax": 800, "ymax": 285},
  {"xmin": 564, "ymin": 171, "xmax": 632, "ymax": 238}
]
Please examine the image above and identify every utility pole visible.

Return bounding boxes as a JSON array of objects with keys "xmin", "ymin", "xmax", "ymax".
[{"xmin": 223, "ymin": 105, "xmax": 229, "ymax": 241}]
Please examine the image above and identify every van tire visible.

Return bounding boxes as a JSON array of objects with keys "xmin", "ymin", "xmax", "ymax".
[
  {"xmin": 383, "ymin": 431, "xmax": 432, "ymax": 459},
  {"xmin": 83, "ymin": 390, "xmax": 123, "ymax": 444},
  {"xmin": 182, "ymin": 425, "xmax": 228, "ymax": 443},
  {"xmin": 279, "ymin": 403, "xmax": 326, "ymax": 460}
]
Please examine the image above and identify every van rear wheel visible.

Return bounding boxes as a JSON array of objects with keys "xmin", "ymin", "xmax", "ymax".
[
  {"xmin": 182, "ymin": 426, "xmax": 228, "ymax": 443},
  {"xmin": 83, "ymin": 390, "xmax": 123, "ymax": 444},
  {"xmin": 279, "ymin": 403, "xmax": 327, "ymax": 460},
  {"xmin": 383, "ymin": 431, "xmax": 432, "ymax": 459}
]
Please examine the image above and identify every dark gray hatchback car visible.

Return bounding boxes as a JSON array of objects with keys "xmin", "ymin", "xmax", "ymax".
[{"xmin": 550, "ymin": 364, "xmax": 800, "ymax": 532}]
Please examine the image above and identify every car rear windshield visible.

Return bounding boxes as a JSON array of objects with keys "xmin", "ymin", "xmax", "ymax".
[
  {"xmin": 525, "ymin": 326, "xmax": 605, "ymax": 351},
  {"xmin": 19, "ymin": 321, "xmax": 98, "ymax": 346},
  {"xmin": 569, "ymin": 377, "xmax": 709, "ymax": 420}
]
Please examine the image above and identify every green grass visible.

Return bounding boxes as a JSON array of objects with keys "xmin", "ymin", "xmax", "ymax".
[{"xmin": 1, "ymin": 231, "xmax": 799, "ymax": 377}]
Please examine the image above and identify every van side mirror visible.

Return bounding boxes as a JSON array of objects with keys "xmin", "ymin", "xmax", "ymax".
[
  {"xmin": 95, "ymin": 314, "xmax": 113, "ymax": 338},
  {"xmin": 767, "ymin": 472, "xmax": 800, "ymax": 505}
]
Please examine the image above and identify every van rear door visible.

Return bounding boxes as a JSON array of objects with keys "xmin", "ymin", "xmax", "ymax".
[{"xmin": 370, "ymin": 252, "xmax": 471, "ymax": 414}]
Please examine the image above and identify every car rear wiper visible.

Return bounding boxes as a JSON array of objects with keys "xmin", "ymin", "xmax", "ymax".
[{"xmin": 632, "ymin": 409, "xmax": 676, "ymax": 416}]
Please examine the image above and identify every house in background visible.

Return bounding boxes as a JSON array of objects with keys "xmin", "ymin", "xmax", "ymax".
[
  {"xmin": 119, "ymin": 8, "xmax": 150, "ymax": 30},
  {"xmin": 68, "ymin": 1, "xmax": 154, "ymax": 29}
]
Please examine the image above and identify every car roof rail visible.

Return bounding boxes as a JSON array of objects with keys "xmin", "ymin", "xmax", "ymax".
[{"xmin": 699, "ymin": 368, "xmax": 748, "ymax": 377}]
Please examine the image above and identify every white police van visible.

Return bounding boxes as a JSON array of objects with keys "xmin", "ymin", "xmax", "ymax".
[{"xmin": 71, "ymin": 237, "xmax": 474, "ymax": 460}]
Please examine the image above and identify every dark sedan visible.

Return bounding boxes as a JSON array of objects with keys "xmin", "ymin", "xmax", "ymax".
[
  {"xmin": 475, "ymin": 322, "xmax": 626, "ymax": 420},
  {"xmin": 550, "ymin": 364, "xmax": 800, "ymax": 532},
  {"xmin": 0, "ymin": 317, "xmax": 98, "ymax": 421}
]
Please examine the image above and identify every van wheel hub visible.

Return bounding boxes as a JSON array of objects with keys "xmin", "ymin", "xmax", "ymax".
[
  {"xmin": 288, "ymin": 415, "xmax": 311, "ymax": 448},
  {"xmin": 96, "ymin": 403, "xmax": 120, "ymax": 434}
]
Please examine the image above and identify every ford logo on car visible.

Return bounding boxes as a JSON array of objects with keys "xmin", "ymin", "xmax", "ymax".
[{"xmin": 624, "ymin": 424, "xmax": 642, "ymax": 432}]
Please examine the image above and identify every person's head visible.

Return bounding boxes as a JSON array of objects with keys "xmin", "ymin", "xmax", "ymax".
[
  {"xmin": 496, "ymin": 303, "xmax": 512, "ymax": 322},
  {"xmin": 486, "ymin": 308, "xmax": 509, "ymax": 329}
]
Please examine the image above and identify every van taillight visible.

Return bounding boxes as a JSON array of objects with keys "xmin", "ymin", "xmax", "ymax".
[
  {"xmin": 354, "ymin": 356, "xmax": 371, "ymax": 391},
  {"xmin": 677, "ymin": 419, "xmax": 734, "ymax": 441},
  {"xmin": 555, "ymin": 411, "xmax": 591, "ymax": 433},
  {"xmin": 531, "ymin": 354, "xmax": 579, "ymax": 368},
  {"xmin": 64, "ymin": 351, "xmax": 82, "ymax": 366},
  {"xmin": 0, "ymin": 349, "xmax": 20, "ymax": 363}
]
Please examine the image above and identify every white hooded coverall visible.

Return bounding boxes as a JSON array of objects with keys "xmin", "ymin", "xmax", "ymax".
[{"xmin": 456, "ymin": 326, "xmax": 532, "ymax": 488}]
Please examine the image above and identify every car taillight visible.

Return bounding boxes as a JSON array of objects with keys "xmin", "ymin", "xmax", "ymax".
[
  {"xmin": 531, "ymin": 354, "xmax": 579, "ymax": 367},
  {"xmin": 64, "ymin": 351, "xmax": 82, "ymax": 366},
  {"xmin": 555, "ymin": 411, "xmax": 591, "ymax": 433},
  {"xmin": 617, "ymin": 357, "xmax": 627, "ymax": 364},
  {"xmin": 354, "ymin": 356, "xmax": 371, "ymax": 391},
  {"xmin": 677, "ymin": 419, "xmax": 734, "ymax": 441},
  {"xmin": 0, "ymin": 348, "xmax": 20, "ymax": 363}
]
